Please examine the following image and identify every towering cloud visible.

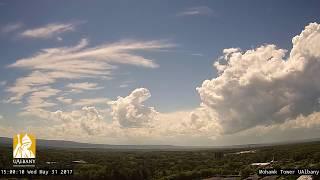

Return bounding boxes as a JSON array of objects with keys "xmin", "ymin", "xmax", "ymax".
[
  {"xmin": 53, "ymin": 106, "xmax": 107, "ymax": 136},
  {"xmin": 108, "ymin": 88, "xmax": 158, "ymax": 128},
  {"xmin": 196, "ymin": 22, "xmax": 320, "ymax": 134}
]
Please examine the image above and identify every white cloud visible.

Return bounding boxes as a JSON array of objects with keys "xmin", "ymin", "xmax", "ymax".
[
  {"xmin": 152, "ymin": 108, "xmax": 222, "ymax": 139},
  {"xmin": 9, "ymin": 83, "xmax": 320, "ymax": 146},
  {"xmin": 270, "ymin": 111, "xmax": 320, "ymax": 130},
  {"xmin": 52, "ymin": 106, "xmax": 112, "ymax": 136},
  {"xmin": 57, "ymin": 97, "xmax": 73, "ymax": 104},
  {"xmin": 0, "ymin": 81, "xmax": 6, "ymax": 86},
  {"xmin": 177, "ymin": 6, "xmax": 213, "ymax": 17},
  {"xmin": 0, "ymin": 125, "xmax": 15, "ymax": 138},
  {"xmin": 46, "ymin": 89, "xmax": 204, "ymax": 142},
  {"xmin": 20, "ymin": 86, "xmax": 60, "ymax": 118},
  {"xmin": 7, "ymin": 38, "xmax": 174, "ymax": 113},
  {"xmin": 9, "ymin": 38, "xmax": 173, "ymax": 71},
  {"xmin": 6, "ymin": 71, "xmax": 56, "ymax": 103},
  {"xmin": 4, "ymin": 22, "xmax": 320, "ymax": 146},
  {"xmin": 119, "ymin": 84, "xmax": 128, "ymax": 88},
  {"xmin": 188, "ymin": 111, "xmax": 320, "ymax": 146},
  {"xmin": 191, "ymin": 53, "xmax": 204, "ymax": 56},
  {"xmin": 1, "ymin": 22, "xmax": 23, "ymax": 33},
  {"xmin": 119, "ymin": 80, "xmax": 134, "ymax": 88},
  {"xmin": 108, "ymin": 88, "xmax": 158, "ymax": 128},
  {"xmin": 57, "ymin": 22, "xmax": 319, "ymax": 144},
  {"xmin": 73, "ymin": 98, "xmax": 109, "ymax": 107},
  {"xmin": 196, "ymin": 22, "xmax": 320, "ymax": 134},
  {"xmin": 20, "ymin": 23, "xmax": 75, "ymax": 39},
  {"xmin": 66, "ymin": 82, "xmax": 103, "ymax": 93}
]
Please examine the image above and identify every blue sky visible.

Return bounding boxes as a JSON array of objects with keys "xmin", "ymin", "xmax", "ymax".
[{"xmin": 1, "ymin": 0, "xmax": 320, "ymax": 145}]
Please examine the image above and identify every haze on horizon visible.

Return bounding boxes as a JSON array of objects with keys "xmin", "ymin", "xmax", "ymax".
[{"xmin": 0, "ymin": 0, "xmax": 320, "ymax": 146}]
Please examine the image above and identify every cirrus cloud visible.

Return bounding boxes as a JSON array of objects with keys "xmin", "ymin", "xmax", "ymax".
[
  {"xmin": 6, "ymin": 38, "xmax": 175, "ymax": 116},
  {"xmin": 1, "ymin": 22, "xmax": 23, "ymax": 33},
  {"xmin": 66, "ymin": 82, "xmax": 103, "ymax": 93},
  {"xmin": 20, "ymin": 23, "xmax": 75, "ymax": 39},
  {"xmin": 177, "ymin": 6, "xmax": 214, "ymax": 17}
]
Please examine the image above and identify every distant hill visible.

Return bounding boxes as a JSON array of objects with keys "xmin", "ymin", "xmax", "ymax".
[
  {"xmin": 0, "ymin": 137, "xmax": 178, "ymax": 150},
  {"xmin": 1, "ymin": 137, "xmax": 319, "ymax": 150}
]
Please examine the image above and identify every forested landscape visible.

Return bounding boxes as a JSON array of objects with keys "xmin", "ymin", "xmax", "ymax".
[{"xmin": 1, "ymin": 141, "xmax": 320, "ymax": 179}]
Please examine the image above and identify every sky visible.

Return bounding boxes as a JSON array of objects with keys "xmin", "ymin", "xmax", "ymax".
[{"xmin": 0, "ymin": 0, "xmax": 320, "ymax": 146}]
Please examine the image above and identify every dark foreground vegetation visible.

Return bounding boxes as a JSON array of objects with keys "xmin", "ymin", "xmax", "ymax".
[{"xmin": 0, "ymin": 141, "xmax": 320, "ymax": 180}]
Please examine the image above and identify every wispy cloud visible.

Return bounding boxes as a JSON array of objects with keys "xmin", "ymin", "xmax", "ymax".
[
  {"xmin": 66, "ymin": 82, "xmax": 103, "ymax": 93},
  {"xmin": 119, "ymin": 84, "xmax": 128, "ymax": 88},
  {"xmin": 0, "ymin": 81, "xmax": 6, "ymax": 86},
  {"xmin": 191, "ymin": 53, "xmax": 204, "ymax": 56},
  {"xmin": 57, "ymin": 97, "xmax": 73, "ymax": 104},
  {"xmin": 20, "ymin": 23, "xmax": 75, "ymax": 39},
  {"xmin": 19, "ymin": 86, "xmax": 60, "ymax": 118},
  {"xmin": 73, "ymin": 98, "xmax": 109, "ymax": 107},
  {"xmin": 177, "ymin": 6, "xmax": 214, "ymax": 17},
  {"xmin": 1, "ymin": 22, "xmax": 23, "ymax": 33},
  {"xmin": 6, "ymin": 38, "xmax": 174, "ymax": 116},
  {"xmin": 119, "ymin": 80, "xmax": 134, "ymax": 88}
]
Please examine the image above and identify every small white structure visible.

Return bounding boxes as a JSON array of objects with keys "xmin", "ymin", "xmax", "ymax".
[
  {"xmin": 234, "ymin": 150, "xmax": 256, "ymax": 155},
  {"xmin": 72, "ymin": 160, "xmax": 87, "ymax": 164},
  {"xmin": 46, "ymin": 161, "xmax": 57, "ymax": 165},
  {"xmin": 251, "ymin": 156, "xmax": 276, "ymax": 167},
  {"xmin": 250, "ymin": 162, "xmax": 271, "ymax": 166}
]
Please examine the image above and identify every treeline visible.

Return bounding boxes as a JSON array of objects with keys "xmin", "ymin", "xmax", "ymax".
[{"xmin": 0, "ymin": 141, "xmax": 320, "ymax": 179}]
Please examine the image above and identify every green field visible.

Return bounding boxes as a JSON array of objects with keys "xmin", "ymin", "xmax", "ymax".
[{"xmin": 1, "ymin": 141, "xmax": 320, "ymax": 180}]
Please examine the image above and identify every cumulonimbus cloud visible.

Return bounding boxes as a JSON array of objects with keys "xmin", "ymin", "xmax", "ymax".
[{"xmin": 196, "ymin": 22, "xmax": 320, "ymax": 134}]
